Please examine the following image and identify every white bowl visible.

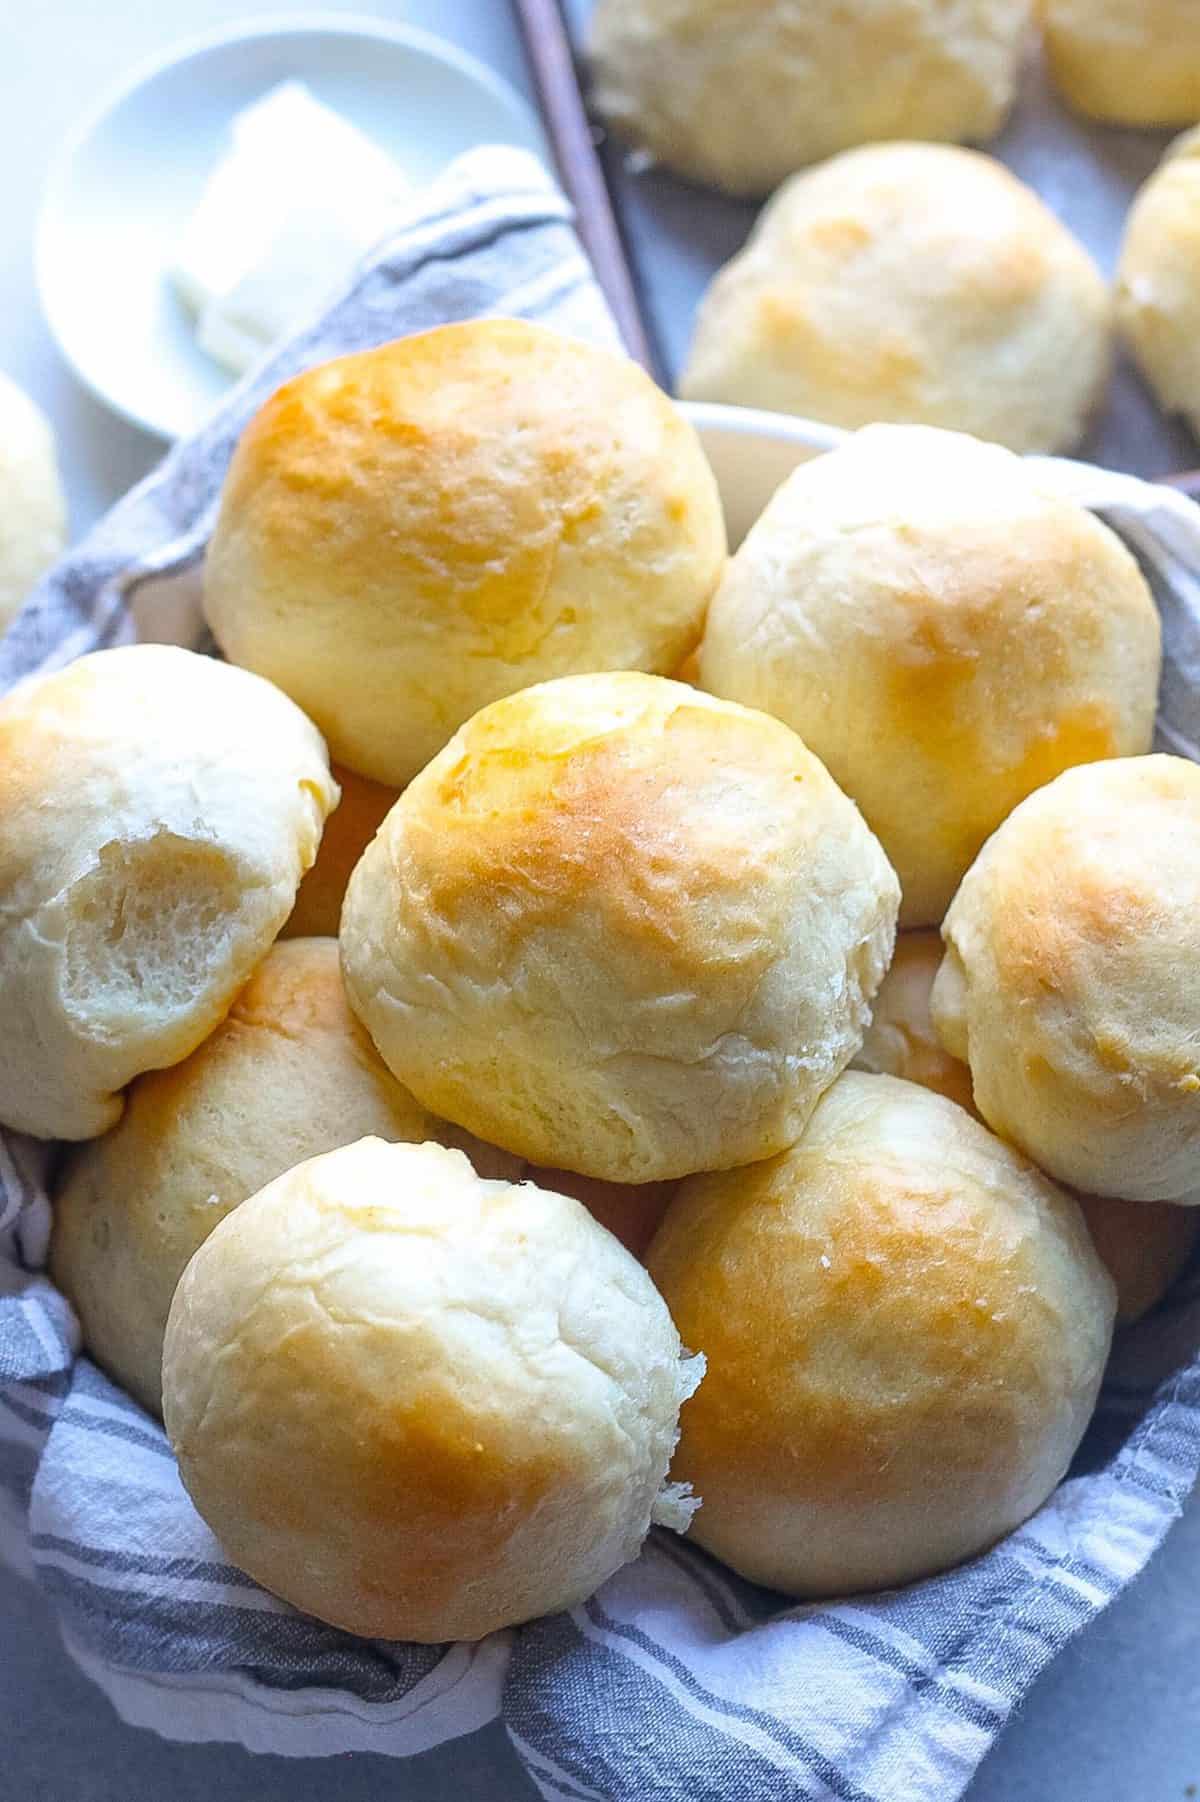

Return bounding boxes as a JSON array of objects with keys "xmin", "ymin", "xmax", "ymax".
[
  {"xmin": 36, "ymin": 14, "xmax": 547, "ymax": 441},
  {"xmin": 679, "ymin": 402, "xmax": 839, "ymax": 544}
]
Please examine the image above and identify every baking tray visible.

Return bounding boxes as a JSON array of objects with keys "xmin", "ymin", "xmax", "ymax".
[{"xmin": 559, "ymin": 4, "xmax": 1197, "ymax": 486}]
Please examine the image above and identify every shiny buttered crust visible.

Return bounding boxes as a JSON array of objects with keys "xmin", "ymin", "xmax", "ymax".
[
  {"xmin": 1075, "ymin": 1194, "xmax": 1199, "ymax": 1326},
  {"xmin": 679, "ymin": 144, "xmax": 1110, "ymax": 454},
  {"xmin": 205, "ymin": 319, "xmax": 727, "ymax": 787},
  {"xmin": 698, "ymin": 426, "xmax": 1160, "ymax": 925},
  {"xmin": 852, "ymin": 932, "xmax": 978, "ymax": 1113},
  {"xmin": 647, "ymin": 1071, "xmax": 1115, "ymax": 1597},
  {"xmin": 934, "ymin": 757, "xmax": 1200, "ymax": 1203},
  {"xmin": 1117, "ymin": 130, "xmax": 1200, "ymax": 439},
  {"xmin": 340, "ymin": 672, "xmax": 899, "ymax": 1183},
  {"xmin": 589, "ymin": 0, "xmax": 1030, "ymax": 196},
  {"xmin": 1040, "ymin": 0, "xmax": 1200, "ymax": 125},
  {"xmin": 162, "ymin": 1138, "xmax": 704, "ymax": 1642},
  {"xmin": 0, "ymin": 371, "xmax": 66, "ymax": 631},
  {"xmin": 282, "ymin": 764, "xmax": 399, "ymax": 939},
  {"xmin": 50, "ymin": 940, "xmax": 520, "ymax": 1417},
  {"xmin": 0, "ymin": 644, "xmax": 336, "ymax": 1140}
]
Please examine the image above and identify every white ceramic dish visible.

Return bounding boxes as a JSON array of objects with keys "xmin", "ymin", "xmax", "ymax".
[
  {"xmin": 36, "ymin": 14, "xmax": 547, "ymax": 441},
  {"xmin": 679, "ymin": 401, "xmax": 838, "ymax": 544}
]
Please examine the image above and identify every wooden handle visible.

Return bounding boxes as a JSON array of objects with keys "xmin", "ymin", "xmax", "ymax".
[{"xmin": 509, "ymin": 0, "xmax": 659, "ymax": 376}]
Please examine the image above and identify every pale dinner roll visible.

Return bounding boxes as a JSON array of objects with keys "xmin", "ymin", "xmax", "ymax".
[
  {"xmin": 648, "ymin": 1071, "xmax": 1115, "ymax": 1596},
  {"xmin": 163, "ymin": 1138, "xmax": 704, "ymax": 1641},
  {"xmin": 1040, "ymin": 0, "xmax": 1200, "ymax": 126},
  {"xmin": 0, "ymin": 371, "xmax": 66, "ymax": 631},
  {"xmin": 1117, "ymin": 130, "xmax": 1200, "ymax": 440},
  {"xmin": 589, "ymin": 0, "xmax": 1031, "ymax": 197},
  {"xmin": 0, "ymin": 644, "xmax": 336, "ymax": 1140},
  {"xmin": 282, "ymin": 764, "xmax": 398, "ymax": 939},
  {"xmin": 853, "ymin": 930, "xmax": 1199, "ymax": 1322},
  {"xmin": 698, "ymin": 427, "xmax": 1160, "ymax": 925},
  {"xmin": 852, "ymin": 933, "xmax": 978, "ymax": 1113},
  {"xmin": 50, "ymin": 940, "xmax": 519, "ymax": 1417},
  {"xmin": 934, "ymin": 757, "xmax": 1200, "ymax": 1204},
  {"xmin": 205, "ymin": 320, "xmax": 727, "ymax": 787},
  {"xmin": 341, "ymin": 672, "xmax": 899, "ymax": 1184},
  {"xmin": 1075, "ymin": 1194, "xmax": 1199, "ymax": 1326},
  {"xmin": 679, "ymin": 144, "xmax": 1110, "ymax": 454}
]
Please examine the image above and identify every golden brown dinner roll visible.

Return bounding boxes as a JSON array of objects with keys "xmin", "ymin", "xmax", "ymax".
[
  {"xmin": 0, "ymin": 644, "xmax": 336, "ymax": 1140},
  {"xmin": 648, "ymin": 1071, "xmax": 1115, "ymax": 1596},
  {"xmin": 0, "ymin": 370, "xmax": 66, "ymax": 630},
  {"xmin": 934, "ymin": 756, "xmax": 1200, "ymax": 1204},
  {"xmin": 163, "ymin": 1137, "xmax": 704, "ymax": 1641},
  {"xmin": 1040, "ymin": 0, "xmax": 1200, "ymax": 126},
  {"xmin": 852, "ymin": 930, "xmax": 1197, "ymax": 1322},
  {"xmin": 698, "ymin": 426, "xmax": 1159, "ymax": 926},
  {"xmin": 1117, "ymin": 130, "xmax": 1200, "ymax": 440},
  {"xmin": 1075, "ymin": 1194, "xmax": 1199, "ymax": 1326},
  {"xmin": 282, "ymin": 764, "xmax": 398, "ymax": 939},
  {"xmin": 50, "ymin": 939, "xmax": 520, "ymax": 1417},
  {"xmin": 852, "ymin": 932, "xmax": 978, "ymax": 1113},
  {"xmin": 589, "ymin": 0, "xmax": 1031, "ymax": 197},
  {"xmin": 205, "ymin": 320, "xmax": 727, "ymax": 787},
  {"xmin": 526, "ymin": 1167, "xmax": 676, "ymax": 1260},
  {"xmin": 679, "ymin": 144, "xmax": 1110, "ymax": 454},
  {"xmin": 341, "ymin": 671, "xmax": 899, "ymax": 1184}
]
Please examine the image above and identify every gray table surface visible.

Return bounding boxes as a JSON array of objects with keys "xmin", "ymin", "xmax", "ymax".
[{"xmin": 2, "ymin": 5, "xmax": 1197, "ymax": 1798}]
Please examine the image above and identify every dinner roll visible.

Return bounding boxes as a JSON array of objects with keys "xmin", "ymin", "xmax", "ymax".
[
  {"xmin": 851, "ymin": 931, "xmax": 1197, "ymax": 1323},
  {"xmin": 1075, "ymin": 1194, "xmax": 1199, "ymax": 1326},
  {"xmin": 698, "ymin": 427, "xmax": 1159, "ymax": 926},
  {"xmin": 1117, "ymin": 130, "xmax": 1200, "ymax": 440},
  {"xmin": 163, "ymin": 1138, "xmax": 704, "ymax": 1641},
  {"xmin": 933, "ymin": 757, "xmax": 1200, "ymax": 1203},
  {"xmin": 852, "ymin": 933, "xmax": 978, "ymax": 1113},
  {"xmin": 0, "ymin": 371, "xmax": 66, "ymax": 631},
  {"xmin": 648, "ymin": 1071, "xmax": 1115, "ymax": 1596},
  {"xmin": 341, "ymin": 672, "xmax": 899, "ymax": 1183},
  {"xmin": 282, "ymin": 764, "xmax": 398, "ymax": 939},
  {"xmin": 589, "ymin": 0, "xmax": 1031, "ymax": 197},
  {"xmin": 1040, "ymin": 0, "xmax": 1200, "ymax": 126},
  {"xmin": 50, "ymin": 939, "xmax": 519, "ymax": 1417},
  {"xmin": 205, "ymin": 320, "xmax": 727, "ymax": 787},
  {"xmin": 0, "ymin": 644, "xmax": 336, "ymax": 1140},
  {"xmin": 679, "ymin": 144, "xmax": 1110, "ymax": 454}
]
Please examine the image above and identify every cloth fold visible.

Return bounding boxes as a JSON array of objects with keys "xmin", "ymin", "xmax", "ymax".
[{"xmin": 1, "ymin": 144, "xmax": 1198, "ymax": 1802}]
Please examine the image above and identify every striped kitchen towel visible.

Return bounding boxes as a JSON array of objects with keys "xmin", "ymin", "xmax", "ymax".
[{"xmin": 2, "ymin": 142, "xmax": 1200, "ymax": 1802}]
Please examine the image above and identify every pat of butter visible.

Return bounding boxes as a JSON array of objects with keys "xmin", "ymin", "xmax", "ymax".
[{"xmin": 173, "ymin": 82, "xmax": 413, "ymax": 375}]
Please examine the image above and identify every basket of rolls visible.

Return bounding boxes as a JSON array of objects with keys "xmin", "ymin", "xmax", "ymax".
[{"xmin": 3, "ymin": 144, "xmax": 1200, "ymax": 1802}]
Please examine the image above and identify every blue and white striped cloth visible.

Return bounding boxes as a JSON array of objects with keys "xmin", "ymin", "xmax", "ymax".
[{"xmin": 2, "ymin": 144, "xmax": 1200, "ymax": 1802}]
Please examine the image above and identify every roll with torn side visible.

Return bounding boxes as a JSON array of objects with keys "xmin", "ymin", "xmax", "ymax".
[
  {"xmin": 679, "ymin": 144, "xmax": 1110, "ymax": 455},
  {"xmin": 0, "ymin": 369, "xmax": 67, "ymax": 632},
  {"xmin": 205, "ymin": 319, "xmax": 727, "ymax": 788},
  {"xmin": 589, "ymin": 0, "xmax": 1031, "ymax": 197},
  {"xmin": 162, "ymin": 1137, "xmax": 704, "ymax": 1642},
  {"xmin": 1040, "ymin": 0, "xmax": 1200, "ymax": 126},
  {"xmin": 0, "ymin": 643, "xmax": 337, "ymax": 1140},
  {"xmin": 933, "ymin": 756, "xmax": 1200, "ymax": 1204},
  {"xmin": 647, "ymin": 1071, "xmax": 1115, "ymax": 1596},
  {"xmin": 50, "ymin": 939, "xmax": 520, "ymax": 1417},
  {"xmin": 340, "ymin": 671, "xmax": 899, "ymax": 1184},
  {"xmin": 1117, "ymin": 129, "xmax": 1200, "ymax": 442},
  {"xmin": 697, "ymin": 426, "xmax": 1160, "ymax": 925}
]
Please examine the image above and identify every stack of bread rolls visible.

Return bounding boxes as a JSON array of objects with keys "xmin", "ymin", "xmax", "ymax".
[
  {"xmin": 15, "ymin": 317, "xmax": 1191, "ymax": 1646},
  {"xmin": 583, "ymin": 3, "xmax": 1200, "ymax": 454}
]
